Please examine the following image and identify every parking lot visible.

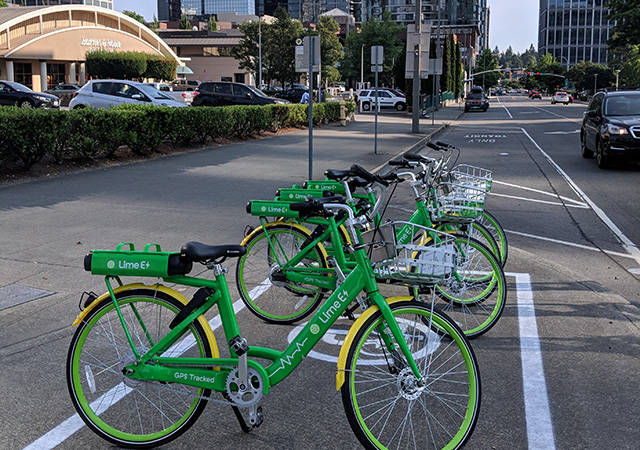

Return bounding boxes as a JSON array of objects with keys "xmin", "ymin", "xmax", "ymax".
[{"xmin": 1, "ymin": 97, "xmax": 639, "ymax": 449}]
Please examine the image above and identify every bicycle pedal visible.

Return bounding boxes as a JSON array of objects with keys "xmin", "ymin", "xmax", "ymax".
[{"xmin": 229, "ymin": 335, "xmax": 249, "ymax": 356}]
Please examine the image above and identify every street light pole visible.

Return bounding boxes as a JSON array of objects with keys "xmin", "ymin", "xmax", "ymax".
[
  {"xmin": 615, "ymin": 69, "xmax": 621, "ymax": 91},
  {"xmin": 360, "ymin": 44, "xmax": 364, "ymax": 88},
  {"xmin": 411, "ymin": 0, "xmax": 421, "ymax": 133},
  {"xmin": 258, "ymin": 15, "xmax": 262, "ymax": 88},
  {"xmin": 594, "ymin": 73, "xmax": 598, "ymax": 95}
]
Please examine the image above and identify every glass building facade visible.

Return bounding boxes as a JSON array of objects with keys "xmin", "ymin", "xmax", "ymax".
[
  {"xmin": 17, "ymin": 0, "xmax": 113, "ymax": 8},
  {"xmin": 538, "ymin": 0, "xmax": 612, "ymax": 67},
  {"xmin": 158, "ymin": 0, "xmax": 254, "ymax": 20}
]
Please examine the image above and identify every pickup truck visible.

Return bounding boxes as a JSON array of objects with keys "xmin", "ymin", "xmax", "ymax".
[{"xmin": 144, "ymin": 82, "xmax": 193, "ymax": 105}]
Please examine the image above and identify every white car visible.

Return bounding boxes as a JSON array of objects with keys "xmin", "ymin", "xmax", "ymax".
[
  {"xmin": 144, "ymin": 82, "xmax": 193, "ymax": 105},
  {"xmin": 551, "ymin": 91, "xmax": 570, "ymax": 105},
  {"xmin": 358, "ymin": 89, "xmax": 406, "ymax": 111},
  {"xmin": 69, "ymin": 80, "xmax": 187, "ymax": 109}
]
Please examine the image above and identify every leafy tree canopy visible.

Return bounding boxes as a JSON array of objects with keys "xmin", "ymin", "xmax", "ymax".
[
  {"xmin": 122, "ymin": 10, "xmax": 145, "ymax": 24},
  {"xmin": 567, "ymin": 60, "xmax": 615, "ymax": 91},
  {"xmin": 607, "ymin": 0, "xmax": 640, "ymax": 52},
  {"xmin": 317, "ymin": 16, "xmax": 344, "ymax": 84},
  {"xmin": 179, "ymin": 14, "xmax": 192, "ymax": 30},
  {"xmin": 474, "ymin": 48, "xmax": 500, "ymax": 88}
]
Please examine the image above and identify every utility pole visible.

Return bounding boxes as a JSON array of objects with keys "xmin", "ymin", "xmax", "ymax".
[
  {"xmin": 360, "ymin": 44, "xmax": 364, "ymax": 88},
  {"xmin": 411, "ymin": 0, "xmax": 421, "ymax": 133},
  {"xmin": 594, "ymin": 73, "xmax": 598, "ymax": 95},
  {"xmin": 615, "ymin": 69, "xmax": 621, "ymax": 91}
]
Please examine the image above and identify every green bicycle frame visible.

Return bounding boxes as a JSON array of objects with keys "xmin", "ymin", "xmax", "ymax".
[{"xmin": 108, "ymin": 248, "xmax": 423, "ymax": 393}]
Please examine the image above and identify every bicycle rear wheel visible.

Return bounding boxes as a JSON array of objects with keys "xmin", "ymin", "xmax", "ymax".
[
  {"xmin": 67, "ymin": 289, "xmax": 213, "ymax": 448},
  {"xmin": 477, "ymin": 210, "xmax": 508, "ymax": 266},
  {"xmin": 341, "ymin": 300, "xmax": 480, "ymax": 449}
]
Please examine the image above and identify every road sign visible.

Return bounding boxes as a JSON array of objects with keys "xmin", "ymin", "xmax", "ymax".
[
  {"xmin": 404, "ymin": 24, "xmax": 431, "ymax": 79},
  {"xmin": 371, "ymin": 45, "xmax": 383, "ymax": 65},
  {"xmin": 295, "ymin": 35, "xmax": 320, "ymax": 73}
]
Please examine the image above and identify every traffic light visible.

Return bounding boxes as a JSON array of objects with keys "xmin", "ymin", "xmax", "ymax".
[{"xmin": 536, "ymin": 72, "xmax": 540, "ymax": 75}]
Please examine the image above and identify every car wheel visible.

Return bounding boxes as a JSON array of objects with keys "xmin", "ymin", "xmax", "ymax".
[
  {"xmin": 362, "ymin": 102, "xmax": 371, "ymax": 111},
  {"xmin": 581, "ymin": 132, "xmax": 593, "ymax": 158},
  {"xmin": 596, "ymin": 139, "xmax": 611, "ymax": 169},
  {"xmin": 395, "ymin": 102, "xmax": 406, "ymax": 111},
  {"xmin": 19, "ymin": 100, "xmax": 33, "ymax": 108}
]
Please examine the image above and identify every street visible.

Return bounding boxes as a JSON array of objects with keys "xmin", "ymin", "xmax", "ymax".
[{"xmin": 1, "ymin": 96, "xmax": 639, "ymax": 449}]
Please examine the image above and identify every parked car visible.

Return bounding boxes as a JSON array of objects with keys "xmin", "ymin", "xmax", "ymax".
[
  {"xmin": 44, "ymin": 83, "xmax": 80, "ymax": 106},
  {"xmin": 551, "ymin": 91, "xmax": 570, "ymax": 104},
  {"xmin": 580, "ymin": 90, "xmax": 640, "ymax": 168},
  {"xmin": 192, "ymin": 81, "xmax": 288, "ymax": 107},
  {"xmin": 529, "ymin": 90, "xmax": 542, "ymax": 99},
  {"xmin": 0, "ymin": 80, "xmax": 60, "ymax": 108},
  {"xmin": 275, "ymin": 87, "xmax": 308, "ymax": 103},
  {"xmin": 69, "ymin": 80, "xmax": 186, "ymax": 109},
  {"xmin": 357, "ymin": 89, "xmax": 406, "ymax": 111},
  {"xmin": 144, "ymin": 82, "xmax": 193, "ymax": 105},
  {"xmin": 171, "ymin": 79, "xmax": 201, "ymax": 91}
]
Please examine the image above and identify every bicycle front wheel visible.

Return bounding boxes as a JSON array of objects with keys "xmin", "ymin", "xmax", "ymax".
[
  {"xmin": 67, "ymin": 289, "xmax": 213, "ymax": 448},
  {"xmin": 434, "ymin": 237, "xmax": 507, "ymax": 338},
  {"xmin": 236, "ymin": 224, "xmax": 328, "ymax": 324},
  {"xmin": 477, "ymin": 210, "xmax": 508, "ymax": 267},
  {"xmin": 341, "ymin": 300, "xmax": 480, "ymax": 449}
]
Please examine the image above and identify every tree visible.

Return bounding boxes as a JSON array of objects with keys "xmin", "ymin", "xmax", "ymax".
[
  {"xmin": 232, "ymin": 20, "xmax": 276, "ymax": 87},
  {"xmin": 264, "ymin": 6, "xmax": 303, "ymax": 87},
  {"xmin": 619, "ymin": 45, "xmax": 640, "ymax": 87},
  {"xmin": 149, "ymin": 15, "xmax": 160, "ymax": 32},
  {"xmin": 0, "ymin": 1, "xmax": 8, "ymax": 7},
  {"xmin": 454, "ymin": 42, "xmax": 463, "ymax": 98},
  {"xmin": 342, "ymin": 11, "xmax": 405, "ymax": 87},
  {"xmin": 474, "ymin": 48, "xmax": 500, "ymax": 89},
  {"xmin": 122, "ymin": 10, "xmax": 145, "ymax": 24},
  {"xmin": 567, "ymin": 61, "xmax": 615, "ymax": 91},
  {"xmin": 179, "ymin": 14, "xmax": 192, "ymax": 30},
  {"xmin": 607, "ymin": 0, "xmax": 640, "ymax": 54},
  {"xmin": 208, "ymin": 15, "xmax": 217, "ymax": 32},
  {"xmin": 317, "ymin": 16, "xmax": 344, "ymax": 85}
]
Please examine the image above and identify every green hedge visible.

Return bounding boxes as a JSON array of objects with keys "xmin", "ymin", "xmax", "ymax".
[
  {"xmin": 86, "ymin": 50, "xmax": 177, "ymax": 81},
  {"xmin": 0, "ymin": 102, "xmax": 355, "ymax": 171}
]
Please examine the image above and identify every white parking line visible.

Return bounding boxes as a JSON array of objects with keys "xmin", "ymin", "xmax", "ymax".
[
  {"xmin": 505, "ymin": 229, "xmax": 635, "ymax": 260},
  {"xmin": 510, "ymin": 272, "xmax": 556, "ymax": 450},
  {"xmin": 492, "ymin": 180, "xmax": 587, "ymax": 207},
  {"xmin": 496, "ymin": 97, "xmax": 513, "ymax": 119},
  {"xmin": 489, "ymin": 192, "xmax": 589, "ymax": 209},
  {"xmin": 22, "ymin": 283, "xmax": 266, "ymax": 450}
]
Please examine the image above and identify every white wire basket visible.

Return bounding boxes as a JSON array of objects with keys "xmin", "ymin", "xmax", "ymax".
[
  {"xmin": 430, "ymin": 182, "xmax": 487, "ymax": 223},
  {"xmin": 450, "ymin": 164, "xmax": 493, "ymax": 193},
  {"xmin": 365, "ymin": 221, "xmax": 458, "ymax": 286}
]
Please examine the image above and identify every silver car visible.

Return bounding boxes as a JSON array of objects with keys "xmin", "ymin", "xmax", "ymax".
[
  {"xmin": 144, "ymin": 82, "xmax": 193, "ymax": 105},
  {"xmin": 69, "ymin": 80, "xmax": 187, "ymax": 109}
]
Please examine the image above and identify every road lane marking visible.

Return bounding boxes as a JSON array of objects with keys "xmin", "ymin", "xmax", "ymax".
[
  {"xmin": 520, "ymin": 128, "xmax": 640, "ymax": 266},
  {"xmin": 496, "ymin": 97, "xmax": 513, "ymax": 119},
  {"xmin": 505, "ymin": 229, "xmax": 635, "ymax": 260},
  {"xmin": 23, "ymin": 282, "xmax": 270, "ymax": 450},
  {"xmin": 493, "ymin": 180, "xmax": 587, "ymax": 207},
  {"xmin": 544, "ymin": 130, "xmax": 580, "ymax": 135},
  {"xmin": 533, "ymin": 106, "xmax": 581, "ymax": 122},
  {"xmin": 512, "ymin": 272, "xmax": 556, "ymax": 450}
]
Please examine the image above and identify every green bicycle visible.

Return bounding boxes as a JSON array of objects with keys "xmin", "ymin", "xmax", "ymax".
[{"xmin": 67, "ymin": 200, "xmax": 480, "ymax": 449}]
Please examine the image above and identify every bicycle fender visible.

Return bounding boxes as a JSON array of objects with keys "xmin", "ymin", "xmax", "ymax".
[
  {"xmin": 71, "ymin": 283, "xmax": 220, "ymax": 359},
  {"xmin": 336, "ymin": 296, "xmax": 413, "ymax": 390},
  {"xmin": 240, "ymin": 221, "xmax": 330, "ymax": 262}
]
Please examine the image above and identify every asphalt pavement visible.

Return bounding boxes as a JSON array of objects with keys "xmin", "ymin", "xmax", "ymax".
[{"xmin": 1, "ymin": 98, "xmax": 639, "ymax": 449}]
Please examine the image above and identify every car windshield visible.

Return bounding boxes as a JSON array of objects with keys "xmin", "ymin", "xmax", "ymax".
[
  {"xmin": 247, "ymin": 85, "xmax": 269, "ymax": 98},
  {"xmin": 605, "ymin": 95, "xmax": 640, "ymax": 116},
  {"xmin": 467, "ymin": 94, "xmax": 484, "ymax": 99},
  {"xmin": 5, "ymin": 81, "xmax": 32, "ymax": 92},
  {"xmin": 138, "ymin": 84, "xmax": 172, "ymax": 100}
]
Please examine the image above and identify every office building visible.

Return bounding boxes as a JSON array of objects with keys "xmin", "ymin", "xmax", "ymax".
[
  {"xmin": 538, "ymin": 0, "xmax": 612, "ymax": 67},
  {"xmin": 158, "ymin": 0, "xmax": 254, "ymax": 21},
  {"xmin": 16, "ymin": 0, "xmax": 112, "ymax": 8}
]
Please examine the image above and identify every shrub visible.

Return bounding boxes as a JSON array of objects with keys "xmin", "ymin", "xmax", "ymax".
[{"xmin": 145, "ymin": 56, "xmax": 177, "ymax": 81}]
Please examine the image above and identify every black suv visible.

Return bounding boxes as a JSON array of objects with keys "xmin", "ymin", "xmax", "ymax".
[
  {"xmin": 464, "ymin": 87, "xmax": 489, "ymax": 112},
  {"xmin": 0, "ymin": 80, "xmax": 60, "ymax": 108},
  {"xmin": 275, "ymin": 87, "xmax": 308, "ymax": 103},
  {"xmin": 581, "ymin": 90, "xmax": 640, "ymax": 168},
  {"xmin": 191, "ymin": 82, "xmax": 287, "ymax": 107}
]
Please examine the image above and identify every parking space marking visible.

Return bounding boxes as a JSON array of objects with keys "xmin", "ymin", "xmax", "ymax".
[
  {"xmin": 492, "ymin": 181, "xmax": 586, "ymax": 207},
  {"xmin": 23, "ymin": 284, "xmax": 260, "ymax": 450},
  {"xmin": 505, "ymin": 229, "xmax": 635, "ymax": 260},
  {"xmin": 533, "ymin": 106, "xmax": 581, "ymax": 122},
  {"xmin": 489, "ymin": 192, "xmax": 589, "ymax": 208},
  {"xmin": 511, "ymin": 272, "xmax": 556, "ymax": 450},
  {"xmin": 520, "ymin": 128, "xmax": 640, "ymax": 266}
]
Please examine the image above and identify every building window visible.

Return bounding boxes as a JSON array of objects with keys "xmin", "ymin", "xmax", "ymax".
[
  {"xmin": 234, "ymin": 73, "xmax": 245, "ymax": 83},
  {"xmin": 47, "ymin": 63, "xmax": 65, "ymax": 87},
  {"xmin": 202, "ymin": 46, "xmax": 233, "ymax": 57},
  {"xmin": 15, "ymin": 62, "xmax": 32, "ymax": 89}
]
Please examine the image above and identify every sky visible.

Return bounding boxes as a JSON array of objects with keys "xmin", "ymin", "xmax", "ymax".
[
  {"xmin": 116, "ymin": 0, "xmax": 539, "ymax": 54},
  {"xmin": 488, "ymin": 0, "xmax": 538, "ymax": 53}
]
